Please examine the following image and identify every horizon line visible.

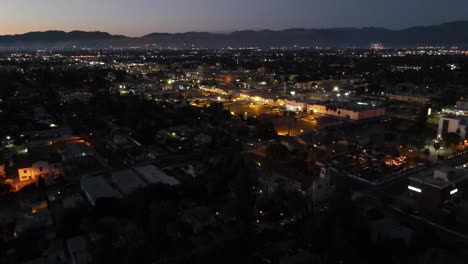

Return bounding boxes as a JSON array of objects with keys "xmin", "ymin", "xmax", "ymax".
[{"xmin": 1, "ymin": 20, "xmax": 466, "ymax": 38}]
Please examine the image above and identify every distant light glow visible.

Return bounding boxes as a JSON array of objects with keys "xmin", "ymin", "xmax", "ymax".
[{"xmin": 450, "ymin": 189, "xmax": 458, "ymax": 195}]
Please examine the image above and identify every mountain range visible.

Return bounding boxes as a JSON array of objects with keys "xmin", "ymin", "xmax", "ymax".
[{"xmin": 1, "ymin": 21, "xmax": 468, "ymax": 50}]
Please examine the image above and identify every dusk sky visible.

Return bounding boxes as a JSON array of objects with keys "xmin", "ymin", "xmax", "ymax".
[{"xmin": 1, "ymin": 0, "xmax": 468, "ymax": 36}]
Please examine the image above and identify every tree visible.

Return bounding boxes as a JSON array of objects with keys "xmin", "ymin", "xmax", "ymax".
[
  {"xmin": 266, "ymin": 143, "xmax": 289, "ymax": 160},
  {"xmin": 148, "ymin": 200, "xmax": 177, "ymax": 236},
  {"xmin": 424, "ymin": 148, "xmax": 430, "ymax": 156},
  {"xmin": 415, "ymin": 105, "xmax": 429, "ymax": 132},
  {"xmin": 256, "ymin": 120, "xmax": 277, "ymax": 138},
  {"xmin": 433, "ymin": 142, "xmax": 441, "ymax": 161},
  {"xmin": 91, "ymin": 236, "xmax": 125, "ymax": 264},
  {"xmin": 445, "ymin": 132, "xmax": 461, "ymax": 146},
  {"xmin": 229, "ymin": 158, "xmax": 258, "ymax": 258},
  {"xmin": 222, "ymin": 109, "xmax": 232, "ymax": 121},
  {"xmin": 314, "ymin": 176, "xmax": 371, "ymax": 263},
  {"xmin": 0, "ymin": 183, "xmax": 11, "ymax": 195}
]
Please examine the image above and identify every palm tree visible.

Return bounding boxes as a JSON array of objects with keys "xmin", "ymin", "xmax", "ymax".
[{"xmin": 433, "ymin": 143, "xmax": 441, "ymax": 162}]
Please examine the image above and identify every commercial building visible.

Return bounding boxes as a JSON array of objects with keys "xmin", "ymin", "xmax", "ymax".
[
  {"xmin": 307, "ymin": 102, "xmax": 386, "ymax": 121},
  {"xmin": 81, "ymin": 176, "xmax": 122, "ymax": 206},
  {"xmin": 112, "ymin": 169, "xmax": 147, "ymax": 196},
  {"xmin": 387, "ymin": 94, "xmax": 430, "ymax": 104},
  {"xmin": 284, "ymin": 99, "xmax": 305, "ymax": 112},
  {"xmin": 285, "ymin": 99, "xmax": 386, "ymax": 121},
  {"xmin": 408, "ymin": 167, "xmax": 468, "ymax": 209},
  {"xmin": 239, "ymin": 89, "xmax": 283, "ymax": 105},
  {"xmin": 200, "ymin": 85, "xmax": 234, "ymax": 95},
  {"xmin": 450, "ymin": 98, "xmax": 468, "ymax": 116},
  {"xmin": 197, "ymin": 65, "xmax": 219, "ymax": 82}
]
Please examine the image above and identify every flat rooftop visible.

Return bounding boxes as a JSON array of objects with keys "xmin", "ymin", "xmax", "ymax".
[
  {"xmin": 112, "ymin": 169, "xmax": 147, "ymax": 195},
  {"xmin": 442, "ymin": 115, "xmax": 468, "ymax": 126},
  {"xmin": 134, "ymin": 165, "xmax": 179, "ymax": 186},
  {"xmin": 63, "ymin": 142, "xmax": 93, "ymax": 157},
  {"xmin": 81, "ymin": 176, "xmax": 122, "ymax": 205},
  {"xmin": 409, "ymin": 167, "xmax": 468, "ymax": 189}
]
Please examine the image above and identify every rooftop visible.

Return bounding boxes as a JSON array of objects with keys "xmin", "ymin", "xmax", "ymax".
[
  {"xmin": 67, "ymin": 236, "xmax": 88, "ymax": 264},
  {"xmin": 63, "ymin": 142, "xmax": 93, "ymax": 158},
  {"xmin": 134, "ymin": 165, "xmax": 180, "ymax": 186},
  {"xmin": 81, "ymin": 176, "xmax": 122, "ymax": 206},
  {"xmin": 325, "ymin": 101, "xmax": 384, "ymax": 111},
  {"xmin": 443, "ymin": 115, "xmax": 468, "ymax": 126},
  {"xmin": 112, "ymin": 169, "xmax": 148, "ymax": 195},
  {"xmin": 409, "ymin": 167, "xmax": 468, "ymax": 189}
]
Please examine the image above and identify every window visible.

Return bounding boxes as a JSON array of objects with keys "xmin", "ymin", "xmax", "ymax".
[
  {"xmin": 39, "ymin": 167, "xmax": 43, "ymax": 172},
  {"xmin": 24, "ymin": 170, "xmax": 27, "ymax": 174}
]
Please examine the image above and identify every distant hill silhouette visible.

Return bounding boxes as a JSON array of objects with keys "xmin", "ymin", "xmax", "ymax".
[{"xmin": 1, "ymin": 21, "xmax": 468, "ymax": 50}]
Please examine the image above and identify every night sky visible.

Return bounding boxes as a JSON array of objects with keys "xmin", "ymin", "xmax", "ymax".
[{"xmin": 1, "ymin": 0, "xmax": 468, "ymax": 36}]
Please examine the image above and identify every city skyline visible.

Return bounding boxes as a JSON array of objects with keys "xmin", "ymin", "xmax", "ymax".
[{"xmin": 1, "ymin": 0, "xmax": 468, "ymax": 36}]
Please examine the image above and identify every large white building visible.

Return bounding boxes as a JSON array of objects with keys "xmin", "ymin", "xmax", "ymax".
[
  {"xmin": 307, "ymin": 103, "xmax": 386, "ymax": 121},
  {"xmin": 438, "ymin": 115, "xmax": 468, "ymax": 140},
  {"xmin": 284, "ymin": 99, "xmax": 386, "ymax": 121}
]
